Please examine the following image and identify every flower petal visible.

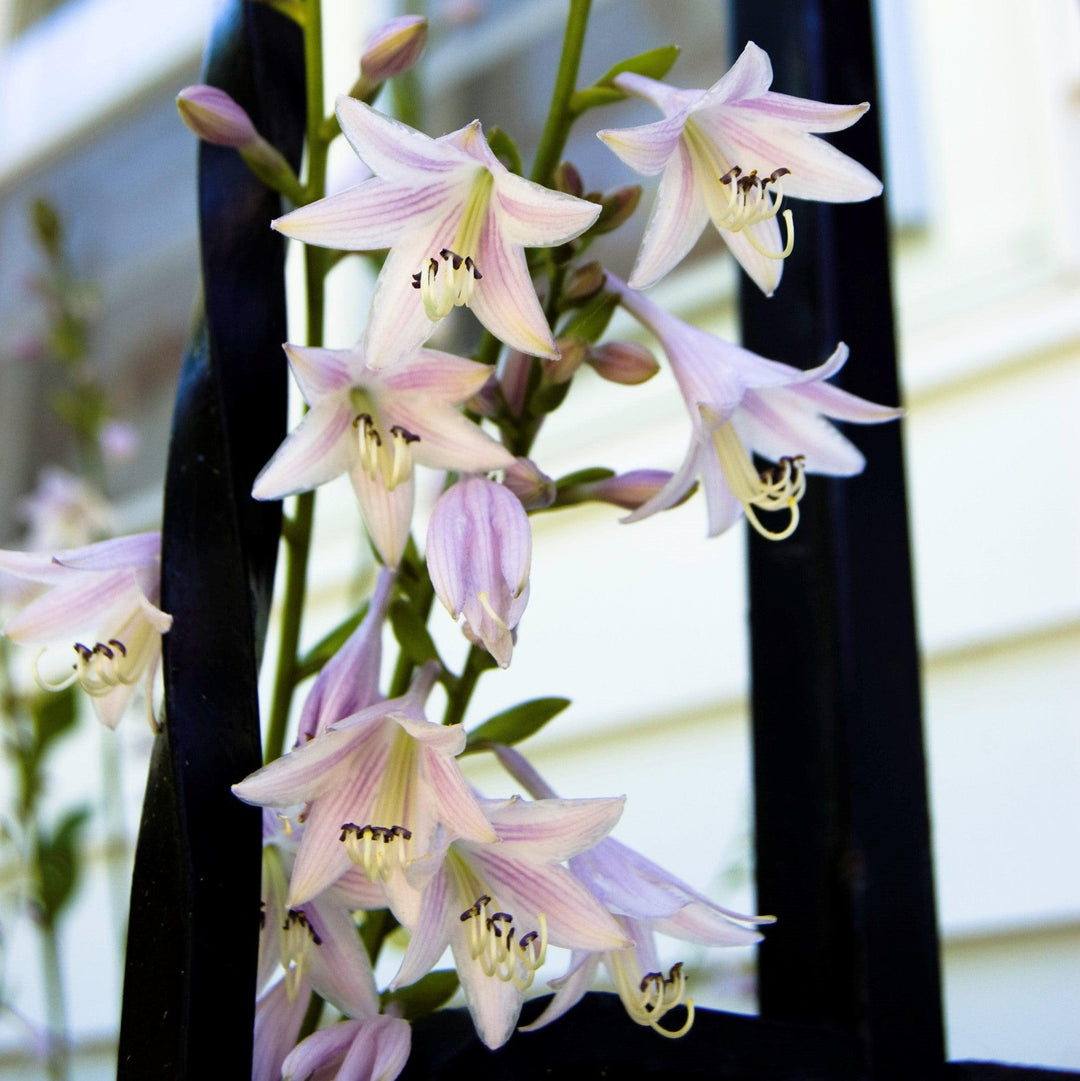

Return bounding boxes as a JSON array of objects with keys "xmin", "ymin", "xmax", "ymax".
[
  {"xmin": 254, "ymin": 977, "xmax": 312, "ymax": 1081},
  {"xmin": 493, "ymin": 170, "xmax": 600, "ymax": 247},
  {"xmin": 3, "ymin": 569, "xmax": 142, "ymax": 643},
  {"xmin": 284, "ymin": 344, "xmax": 355, "ymax": 404},
  {"xmin": 598, "ymin": 110, "xmax": 689, "ymax": 178},
  {"xmin": 485, "ymin": 796, "xmax": 625, "ymax": 862},
  {"xmin": 305, "ymin": 898, "xmax": 380, "ymax": 1018},
  {"xmin": 449, "ymin": 923, "xmax": 524, "ymax": 1049},
  {"xmin": 390, "ymin": 863, "xmax": 452, "ymax": 986},
  {"xmin": 518, "ymin": 951, "xmax": 597, "ymax": 1033},
  {"xmin": 252, "ymin": 401, "xmax": 355, "ymax": 500},
  {"xmin": 281, "ymin": 1017, "xmax": 362, "ymax": 1081},
  {"xmin": 348, "ymin": 466, "xmax": 415, "ymax": 571}
]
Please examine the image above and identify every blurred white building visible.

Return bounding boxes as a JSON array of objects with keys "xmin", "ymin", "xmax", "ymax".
[{"xmin": 0, "ymin": 0, "xmax": 1077, "ymax": 1076}]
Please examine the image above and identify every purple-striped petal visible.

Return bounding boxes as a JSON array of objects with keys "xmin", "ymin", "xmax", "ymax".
[{"xmin": 252, "ymin": 401, "xmax": 356, "ymax": 500}]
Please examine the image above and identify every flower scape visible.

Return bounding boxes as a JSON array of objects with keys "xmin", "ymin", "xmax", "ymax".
[{"xmin": 0, "ymin": 11, "xmax": 899, "ymax": 1080}]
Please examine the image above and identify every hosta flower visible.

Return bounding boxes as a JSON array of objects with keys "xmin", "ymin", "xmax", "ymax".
[
  {"xmin": 281, "ymin": 1015, "xmax": 411, "ymax": 1081},
  {"xmin": 0, "ymin": 532, "xmax": 171, "ymax": 728},
  {"xmin": 252, "ymin": 341, "xmax": 512, "ymax": 569},
  {"xmin": 233, "ymin": 664, "xmax": 495, "ymax": 916},
  {"xmin": 609, "ymin": 274, "xmax": 900, "ymax": 540},
  {"xmin": 389, "ymin": 796, "xmax": 630, "ymax": 1050},
  {"xmin": 598, "ymin": 41, "xmax": 881, "ymax": 295},
  {"xmin": 272, "ymin": 98, "xmax": 601, "ymax": 367},
  {"xmin": 426, "ymin": 476, "xmax": 531, "ymax": 668}
]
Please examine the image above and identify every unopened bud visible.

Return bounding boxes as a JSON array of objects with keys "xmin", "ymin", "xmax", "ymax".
[
  {"xmin": 587, "ymin": 341, "xmax": 660, "ymax": 385},
  {"xmin": 544, "ymin": 337, "xmax": 587, "ymax": 385},
  {"xmin": 465, "ymin": 373, "xmax": 501, "ymax": 419},
  {"xmin": 504, "ymin": 457, "xmax": 556, "ymax": 510},
  {"xmin": 591, "ymin": 185, "xmax": 642, "ymax": 235},
  {"xmin": 552, "ymin": 161, "xmax": 584, "ymax": 199},
  {"xmin": 563, "ymin": 261, "xmax": 605, "ymax": 303},
  {"xmin": 498, "ymin": 352, "xmax": 532, "ymax": 418},
  {"xmin": 569, "ymin": 469, "xmax": 677, "ymax": 511},
  {"xmin": 360, "ymin": 15, "xmax": 428, "ymax": 84},
  {"xmin": 177, "ymin": 85, "xmax": 258, "ymax": 148}
]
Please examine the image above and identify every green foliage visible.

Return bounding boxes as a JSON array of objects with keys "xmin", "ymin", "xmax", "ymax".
[
  {"xmin": 463, "ymin": 697, "xmax": 571, "ymax": 755},
  {"xmin": 36, "ymin": 806, "xmax": 91, "ymax": 927},
  {"xmin": 294, "ymin": 603, "xmax": 368, "ymax": 681},
  {"xmin": 555, "ymin": 466, "xmax": 616, "ymax": 490},
  {"xmin": 389, "ymin": 599, "xmax": 441, "ymax": 667},
  {"xmin": 558, "ymin": 289, "xmax": 618, "ymax": 344},
  {"xmin": 381, "ymin": 969, "xmax": 460, "ymax": 1020},
  {"xmin": 570, "ymin": 45, "xmax": 681, "ymax": 116},
  {"xmin": 486, "ymin": 128, "xmax": 523, "ymax": 176}
]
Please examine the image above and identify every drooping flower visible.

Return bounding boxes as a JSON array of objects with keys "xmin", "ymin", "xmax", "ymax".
[
  {"xmin": 233, "ymin": 664, "xmax": 495, "ymax": 915},
  {"xmin": 281, "ymin": 1014, "xmax": 411, "ymax": 1081},
  {"xmin": 492, "ymin": 745, "xmax": 767, "ymax": 1039},
  {"xmin": 608, "ymin": 273, "xmax": 901, "ymax": 540},
  {"xmin": 272, "ymin": 98, "xmax": 602, "ymax": 367},
  {"xmin": 0, "ymin": 532, "xmax": 171, "ymax": 728},
  {"xmin": 17, "ymin": 467, "xmax": 115, "ymax": 551},
  {"xmin": 389, "ymin": 795, "xmax": 631, "ymax": 1050},
  {"xmin": 251, "ymin": 341, "xmax": 513, "ymax": 569},
  {"xmin": 598, "ymin": 41, "xmax": 882, "ymax": 295},
  {"xmin": 426, "ymin": 476, "xmax": 531, "ymax": 668}
]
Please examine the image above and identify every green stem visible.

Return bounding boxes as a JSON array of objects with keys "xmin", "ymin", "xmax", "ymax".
[
  {"xmin": 263, "ymin": 0, "xmax": 330, "ymax": 763},
  {"xmin": 39, "ymin": 918, "xmax": 69, "ymax": 1081},
  {"xmin": 442, "ymin": 646, "xmax": 489, "ymax": 728},
  {"xmin": 529, "ymin": 0, "xmax": 592, "ymax": 185}
]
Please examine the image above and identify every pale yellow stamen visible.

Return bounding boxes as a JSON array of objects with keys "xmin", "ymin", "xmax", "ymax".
[
  {"xmin": 411, "ymin": 169, "xmax": 493, "ymax": 320},
  {"xmin": 353, "ymin": 413, "xmax": 420, "ymax": 491},
  {"xmin": 476, "ymin": 590, "xmax": 510, "ymax": 632},
  {"xmin": 339, "ymin": 823, "xmax": 413, "ymax": 882},
  {"xmin": 608, "ymin": 951, "xmax": 695, "ymax": 1038},
  {"xmin": 716, "ymin": 166, "xmax": 795, "ymax": 260},
  {"xmin": 710, "ymin": 419, "xmax": 806, "ymax": 541},
  {"xmin": 34, "ymin": 637, "xmax": 142, "ymax": 698},
  {"xmin": 460, "ymin": 895, "xmax": 548, "ymax": 991},
  {"xmin": 280, "ymin": 909, "xmax": 322, "ymax": 1001}
]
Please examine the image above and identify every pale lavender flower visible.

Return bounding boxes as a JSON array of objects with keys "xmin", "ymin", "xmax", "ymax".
[
  {"xmin": 0, "ymin": 532, "xmax": 170, "ymax": 728},
  {"xmin": 281, "ymin": 1015, "xmax": 411, "ymax": 1081},
  {"xmin": 99, "ymin": 420, "xmax": 140, "ymax": 465},
  {"xmin": 598, "ymin": 41, "xmax": 881, "ymax": 295},
  {"xmin": 233, "ymin": 664, "xmax": 495, "ymax": 915},
  {"xmin": 176, "ymin": 84, "xmax": 259, "ymax": 148},
  {"xmin": 426, "ymin": 476, "xmax": 531, "ymax": 668},
  {"xmin": 252, "ymin": 341, "xmax": 512, "ymax": 569},
  {"xmin": 272, "ymin": 99, "xmax": 601, "ymax": 367},
  {"xmin": 17, "ymin": 466, "xmax": 114, "ymax": 551},
  {"xmin": 608, "ymin": 274, "xmax": 901, "ymax": 541},
  {"xmin": 559, "ymin": 469, "xmax": 680, "ymax": 512},
  {"xmin": 359, "ymin": 15, "xmax": 428, "ymax": 84},
  {"xmin": 253, "ymin": 977, "xmax": 311, "ymax": 1081},
  {"xmin": 389, "ymin": 795, "xmax": 630, "ymax": 1049}
]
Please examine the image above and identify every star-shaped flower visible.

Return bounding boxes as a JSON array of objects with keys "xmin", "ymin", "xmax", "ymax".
[
  {"xmin": 608, "ymin": 274, "xmax": 901, "ymax": 540},
  {"xmin": 389, "ymin": 795, "xmax": 630, "ymax": 1050},
  {"xmin": 273, "ymin": 98, "xmax": 602, "ymax": 367},
  {"xmin": 0, "ymin": 532, "xmax": 171, "ymax": 728},
  {"xmin": 252, "ymin": 341, "xmax": 513, "ymax": 569},
  {"xmin": 598, "ymin": 41, "xmax": 882, "ymax": 295}
]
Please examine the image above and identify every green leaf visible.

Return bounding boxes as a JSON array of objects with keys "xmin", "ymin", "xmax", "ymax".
[
  {"xmin": 381, "ymin": 969, "xmax": 460, "ymax": 1020},
  {"xmin": 388, "ymin": 600, "xmax": 440, "ymax": 667},
  {"xmin": 486, "ymin": 127, "xmax": 522, "ymax": 175},
  {"xmin": 555, "ymin": 467, "xmax": 616, "ymax": 490},
  {"xmin": 29, "ymin": 686, "xmax": 78, "ymax": 752},
  {"xmin": 596, "ymin": 45, "xmax": 680, "ymax": 87},
  {"xmin": 37, "ymin": 806, "xmax": 91, "ymax": 922},
  {"xmin": 464, "ymin": 697, "xmax": 571, "ymax": 755},
  {"xmin": 568, "ymin": 86, "xmax": 625, "ymax": 114},
  {"xmin": 295, "ymin": 604, "xmax": 368, "ymax": 681},
  {"xmin": 558, "ymin": 290, "xmax": 618, "ymax": 344}
]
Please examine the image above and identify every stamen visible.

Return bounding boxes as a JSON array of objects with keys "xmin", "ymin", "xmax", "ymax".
[
  {"xmin": 709, "ymin": 420, "xmax": 806, "ymax": 541},
  {"xmin": 353, "ymin": 414, "xmax": 420, "ymax": 491},
  {"xmin": 35, "ymin": 635, "xmax": 143, "ymax": 697},
  {"xmin": 609, "ymin": 952, "xmax": 695, "ymax": 1038},
  {"xmin": 460, "ymin": 896, "xmax": 548, "ymax": 990},
  {"xmin": 281, "ymin": 908, "xmax": 322, "ymax": 1000},
  {"xmin": 476, "ymin": 591, "xmax": 510, "ymax": 632},
  {"xmin": 414, "ymin": 247, "xmax": 483, "ymax": 320},
  {"xmin": 717, "ymin": 163, "xmax": 795, "ymax": 260},
  {"xmin": 339, "ymin": 822, "xmax": 413, "ymax": 881}
]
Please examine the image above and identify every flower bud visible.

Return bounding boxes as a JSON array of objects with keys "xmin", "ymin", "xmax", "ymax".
[
  {"xmin": 558, "ymin": 469, "xmax": 683, "ymax": 512},
  {"xmin": 586, "ymin": 341, "xmax": 660, "ymax": 385},
  {"xmin": 498, "ymin": 351, "xmax": 532, "ymax": 418},
  {"xmin": 503, "ymin": 457, "xmax": 556, "ymax": 510},
  {"xmin": 563, "ymin": 261, "xmax": 605, "ymax": 303},
  {"xmin": 360, "ymin": 15, "xmax": 428, "ymax": 84},
  {"xmin": 465, "ymin": 372, "xmax": 501, "ymax": 419},
  {"xmin": 176, "ymin": 85, "xmax": 258, "ymax": 148},
  {"xmin": 543, "ymin": 336, "xmax": 587, "ymax": 385},
  {"xmin": 591, "ymin": 185, "xmax": 642, "ymax": 235},
  {"xmin": 552, "ymin": 161, "xmax": 584, "ymax": 199}
]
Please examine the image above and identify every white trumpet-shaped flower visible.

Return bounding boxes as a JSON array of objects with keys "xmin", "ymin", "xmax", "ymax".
[
  {"xmin": 389, "ymin": 795, "xmax": 630, "ymax": 1050},
  {"xmin": 608, "ymin": 274, "xmax": 901, "ymax": 541},
  {"xmin": 0, "ymin": 532, "xmax": 171, "ymax": 728},
  {"xmin": 252, "ymin": 341, "xmax": 513, "ymax": 569},
  {"xmin": 598, "ymin": 41, "xmax": 881, "ymax": 295},
  {"xmin": 273, "ymin": 98, "xmax": 601, "ymax": 367}
]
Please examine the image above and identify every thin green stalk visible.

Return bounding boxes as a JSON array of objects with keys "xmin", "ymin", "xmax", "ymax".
[
  {"xmin": 39, "ymin": 917, "xmax": 69, "ymax": 1081},
  {"xmin": 442, "ymin": 646, "xmax": 489, "ymax": 728},
  {"xmin": 529, "ymin": 0, "xmax": 592, "ymax": 185}
]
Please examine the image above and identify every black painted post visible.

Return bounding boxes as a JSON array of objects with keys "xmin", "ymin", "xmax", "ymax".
[
  {"xmin": 116, "ymin": 4, "xmax": 304, "ymax": 1078},
  {"xmin": 731, "ymin": 1, "xmax": 946, "ymax": 1078}
]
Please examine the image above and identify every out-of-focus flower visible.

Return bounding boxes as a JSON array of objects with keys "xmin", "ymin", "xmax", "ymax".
[
  {"xmin": 0, "ymin": 532, "xmax": 170, "ymax": 728},
  {"xmin": 99, "ymin": 420, "xmax": 140, "ymax": 465},
  {"xmin": 17, "ymin": 467, "xmax": 114, "ymax": 551},
  {"xmin": 558, "ymin": 469, "xmax": 680, "ymax": 512},
  {"xmin": 233, "ymin": 664, "xmax": 495, "ymax": 915},
  {"xmin": 359, "ymin": 15, "xmax": 428, "ymax": 85},
  {"xmin": 609, "ymin": 274, "xmax": 900, "ymax": 540},
  {"xmin": 598, "ymin": 41, "xmax": 881, "ymax": 296},
  {"xmin": 389, "ymin": 795, "xmax": 630, "ymax": 1049},
  {"xmin": 252, "ymin": 341, "xmax": 512, "ymax": 569},
  {"xmin": 282, "ymin": 1014, "xmax": 411, "ymax": 1081},
  {"xmin": 273, "ymin": 99, "xmax": 601, "ymax": 367},
  {"xmin": 426, "ymin": 476, "xmax": 531, "ymax": 668}
]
